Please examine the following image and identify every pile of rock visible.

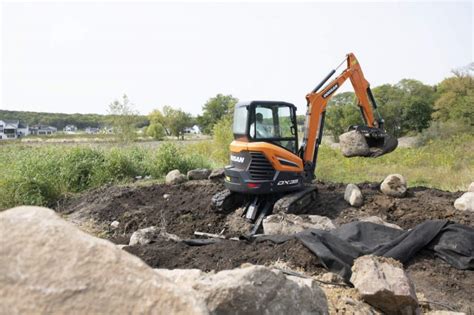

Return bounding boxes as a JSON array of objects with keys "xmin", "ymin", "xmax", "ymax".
[{"xmin": 165, "ymin": 168, "xmax": 224, "ymax": 185}]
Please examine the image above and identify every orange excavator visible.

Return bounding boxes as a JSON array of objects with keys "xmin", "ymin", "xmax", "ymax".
[{"xmin": 212, "ymin": 53, "xmax": 398, "ymax": 235}]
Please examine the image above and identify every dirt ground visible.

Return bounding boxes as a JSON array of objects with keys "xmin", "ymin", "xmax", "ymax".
[{"xmin": 60, "ymin": 179, "xmax": 473, "ymax": 313}]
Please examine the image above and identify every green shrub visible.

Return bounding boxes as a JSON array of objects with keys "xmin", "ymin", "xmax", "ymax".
[
  {"xmin": 61, "ymin": 148, "xmax": 105, "ymax": 192},
  {"xmin": 91, "ymin": 148, "xmax": 139, "ymax": 185},
  {"xmin": 417, "ymin": 121, "xmax": 474, "ymax": 146},
  {"xmin": 148, "ymin": 142, "xmax": 211, "ymax": 177},
  {"xmin": 212, "ymin": 116, "xmax": 233, "ymax": 164}
]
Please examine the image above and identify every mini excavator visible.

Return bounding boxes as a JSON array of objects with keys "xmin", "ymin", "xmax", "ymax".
[{"xmin": 212, "ymin": 53, "xmax": 398, "ymax": 235}]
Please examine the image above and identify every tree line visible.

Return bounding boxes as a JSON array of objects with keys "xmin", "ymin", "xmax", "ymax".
[
  {"xmin": 3, "ymin": 66, "xmax": 472, "ymax": 143},
  {"xmin": 0, "ymin": 108, "xmax": 148, "ymax": 130}
]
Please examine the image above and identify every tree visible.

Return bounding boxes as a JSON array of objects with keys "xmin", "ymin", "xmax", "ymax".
[
  {"xmin": 433, "ymin": 68, "xmax": 474, "ymax": 126},
  {"xmin": 107, "ymin": 95, "xmax": 139, "ymax": 142},
  {"xmin": 162, "ymin": 106, "xmax": 192, "ymax": 139},
  {"xmin": 372, "ymin": 80, "xmax": 435, "ymax": 136},
  {"xmin": 325, "ymin": 92, "xmax": 362, "ymax": 141},
  {"xmin": 198, "ymin": 94, "xmax": 238, "ymax": 134},
  {"xmin": 146, "ymin": 122, "xmax": 166, "ymax": 140},
  {"xmin": 396, "ymin": 79, "xmax": 435, "ymax": 133}
]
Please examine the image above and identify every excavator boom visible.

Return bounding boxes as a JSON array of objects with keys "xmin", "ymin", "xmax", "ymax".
[{"xmin": 300, "ymin": 53, "xmax": 396, "ymax": 175}]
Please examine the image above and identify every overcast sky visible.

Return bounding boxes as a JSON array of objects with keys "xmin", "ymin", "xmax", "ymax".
[{"xmin": 2, "ymin": 1, "xmax": 472, "ymax": 116}]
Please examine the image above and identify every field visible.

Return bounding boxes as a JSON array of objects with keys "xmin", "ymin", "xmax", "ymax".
[{"xmin": 1, "ymin": 134, "xmax": 473, "ymax": 210}]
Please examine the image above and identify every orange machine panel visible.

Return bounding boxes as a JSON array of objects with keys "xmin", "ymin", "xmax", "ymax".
[{"xmin": 230, "ymin": 140, "xmax": 304, "ymax": 173}]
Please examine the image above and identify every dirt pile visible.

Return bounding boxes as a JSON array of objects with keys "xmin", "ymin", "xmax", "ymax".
[{"xmin": 60, "ymin": 180, "xmax": 474, "ymax": 313}]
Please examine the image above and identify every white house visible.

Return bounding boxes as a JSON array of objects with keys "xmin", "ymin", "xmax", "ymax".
[
  {"xmin": 0, "ymin": 120, "xmax": 29, "ymax": 140},
  {"xmin": 63, "ymin": 125, "xmax": 78, "ymax": 133},
  {"xmin": 85, "ymin": 127, "xmax": 100, "ymax": 134},
  {"xmin": 30, "ymin": 125, "xmax": 57, "ymax": 136},
  {"xmin": 184, "ymin": 125, "xmax": 201, "ymax": 134}
]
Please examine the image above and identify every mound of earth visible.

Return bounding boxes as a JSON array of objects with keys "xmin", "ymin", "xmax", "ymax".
[{"xmin": 59, "ymin": 180, "xmax": 474, "ymax": 313}]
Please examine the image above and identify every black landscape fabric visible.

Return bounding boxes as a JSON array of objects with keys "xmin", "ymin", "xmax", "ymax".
[{"xmin": 257, "ymin": 220, "xmax": 474, "ymax": 280}]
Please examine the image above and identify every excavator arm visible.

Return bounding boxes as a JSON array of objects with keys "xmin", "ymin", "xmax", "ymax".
[{"xmin": 300, "ymin": 53, "xmax": 396, "ymax": 176}]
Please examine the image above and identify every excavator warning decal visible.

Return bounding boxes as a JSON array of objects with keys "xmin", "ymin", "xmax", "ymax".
[{"xmin": 322, "ymin": 84, "xmax": 339, "ymax": 99}]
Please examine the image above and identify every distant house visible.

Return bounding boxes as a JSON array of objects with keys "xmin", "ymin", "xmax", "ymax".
[
  {"xmin": 63, "ymin": 125, "xmax": 78, "ymax": 133},
  {"xmin": 0, "ymin": 120, "xmax": 29, "ymax": 140},
  {"xmin": 184, "ymin": 125, "xmax": 201, "ymax": 134},
  {"xmin": 30, "ymin": 125, "xmax": 57, "ymax": 136},
  {"xmin": 85, "ymin": 127, "xmax": 100, "ymax": 134}
]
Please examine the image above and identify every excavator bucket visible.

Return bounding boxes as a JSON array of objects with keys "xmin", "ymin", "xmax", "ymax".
[
  {"xmin": 364, "ymin": 132, "xmax": 398, "ymax": 157},
  {"xmin": 343, "ymin": 126, "xmax": 398, "ymax": 158}
]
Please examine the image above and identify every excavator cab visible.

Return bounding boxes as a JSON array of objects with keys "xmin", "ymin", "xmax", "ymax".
[{"xmin": 233, "ymin": 101, "xmax": 299, "ymax": 153}]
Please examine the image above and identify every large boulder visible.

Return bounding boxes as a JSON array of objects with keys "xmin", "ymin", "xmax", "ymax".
[
  {"xmin": 454, "ymin": 192, "xmax": 474, "ymax": 212},
  {"xmin": 208, "ymin": 168, "xmax": 225, "ymax": 181},
  {"xmin": 187, "ymin": 168, "xmax": 212, "ymax": 180},
  {"xmin": 350, "ymin": 255, "xmax": 418, "ymax": 314},
  {"xmin": 359, "ymin": 216, "xmax": 402, "ymax": 230},
  {"xmin": 339, "ymin": 130, "xmax": 370, "ymax": 157},
  {"xmin": 468, "ymin": 182, "xmax": 474, "ymax": 192},
  {"xmin": 0, "ymin": 206, "xmax": 208, "ymax": 315},
  {"xmin": 166, "ymin": 169, "xmax": 187, "ymax": 185},
  {"xmin": 344, "ymin": 184, "xmax": 364, "ymax": 207},
  {"xmin": 156, "ymin": 264, "xmax": 329, "ymax": 314},
  {"xmin": 380, "ymin": 174, "xmax": 407, "ymax": 197},
  {"xmin": 263, "ymin": 214, "xmax": 336, "ymax": 235}
]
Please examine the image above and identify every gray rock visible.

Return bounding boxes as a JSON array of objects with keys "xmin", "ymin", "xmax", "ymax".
[
  {"xmin": 468, "ymin": 182, "xmax": 474, "ymax": 192},
  {"xmin": 129, "ymin": 226, "xmax": 181, "ymax": 246},
  {"xmin": 339, "ymin": 130, "xmax": 370, "ymax": 157},
  {"xmin": 163, "ymin": 193, "xmax": 170, "ymax": 199},
  {"xmin": 166, "ymin": 169, "xmax": 187, "ymax": 185},
  {"xmin": 156, "ymin": 264, "xmax": 329, "ymax": 314},
  {"xmin": 208, "ymin": 168, "xmax": 225, "ymax": 180},
  {"xmin": 344, "ymin": 184, "xmax": 364, "ymax": 207},
  {"xmin": 263, "ymin": 214, "xmax": 336, "ymax": 235},
  {"xmin": 0, "ymin": 206, "xmax": 209, "ymax": 315},
  {"xmin": 317, "ymin": 272, "xmax": 346, "ymax": 285},
  {"xmin": 187, "ymin": 168, "xmax": 212, "ymax": 180},
  {"xmin": 350, "ymin": 255, "xmax": 418, "ymax": 314},
  {"xmin": 359, "ymin": 216, "xmax": 402, "ymax": 230},
  {"xmin": 129, "ymin": 226, "xmax": 159, "ymax": 246},
  {"xmin": 380, "ymin": 174, "xmax": 407, "ymax": 197},
  {"xmin": 110, "ymin": 220, "xmax": 120, "ymax": 229},
  {"xmin": 454, "ymin": 192, "xmax": 474, "ymax": 212}
]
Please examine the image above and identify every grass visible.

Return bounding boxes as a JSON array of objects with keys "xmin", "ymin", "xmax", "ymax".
[
  {"xmin": 1, "ymin": 133, "xmax": 472, "ymax": 210},
  {"xmin": 0, "ymin": 142, "xmax": 211, "ymax": 209},
  {"xmin": 316, "ymin": 133, "xmax": 474, "ymax": 191}
]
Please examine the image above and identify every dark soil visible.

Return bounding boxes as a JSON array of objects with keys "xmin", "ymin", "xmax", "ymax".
[{"xmin": 60, "ymin": 179, "xmax": 474, "ymax": 312}]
